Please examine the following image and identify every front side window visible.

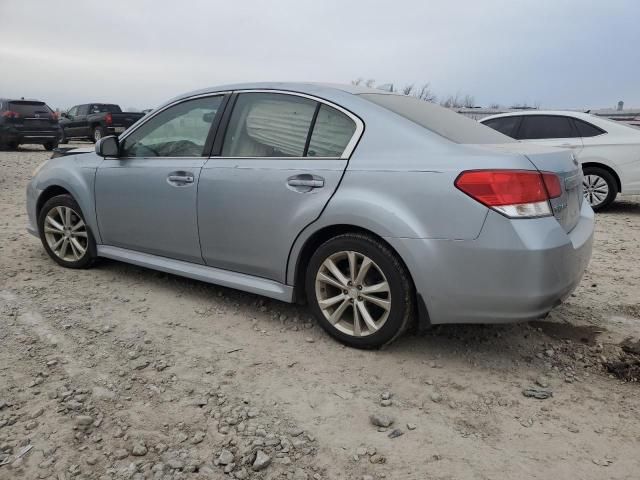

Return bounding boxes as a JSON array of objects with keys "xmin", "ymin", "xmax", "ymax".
[
  {"xmin": 307, "ymin": 104, "xmax": 356, "ymax": 157},
  {"xmin": 482, "ymin": 116, "xmax": 521, "ymax": 138},
  {"xmin": 222, "ymin": 93, "xmax": 316, "ymax": 157},
  {"xmin": 518, "ymin": 115, "xmax": 576, "ymax": 139},
  {"xmin": 67, "ymin": 106, "xmax": 78, "ymax": 117},
  {"xmin": 77, "ymin": 105, "xmax": 89, "ymax": 116},
  {"xmin": 121, "ymin": 96, "xmax": 223, "ymax": 157}
]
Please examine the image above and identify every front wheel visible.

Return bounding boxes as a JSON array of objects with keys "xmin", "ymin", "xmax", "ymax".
[
  {"xmin": 43, "ymin": 141, "xmax": 58, "ymax": 151},
  {"xmin": 37, "ymin": 194, "xmax": 97, "ymax": 268},
  {"xmin": 582, "ymin": 166, "xmax": 617, "ymax": 211},
  {"xmin": 305, "ymin": 233, "xmax": 414, "ymax": 349}
]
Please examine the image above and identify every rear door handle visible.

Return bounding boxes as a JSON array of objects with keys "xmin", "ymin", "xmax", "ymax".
[
  {"xmin": 167, "ymin": 172, "xmax": 195, "ymax": 186},
  {"xmin": 287, "ymin": 178, "xmax": 324, "ymax": 188}
]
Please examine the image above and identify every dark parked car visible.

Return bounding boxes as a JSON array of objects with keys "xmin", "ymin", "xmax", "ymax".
[
  {"xmin": 0, "ymin": 98, "xmax": 59, "ymax": 150},
  {"xmin": 58, "ymin": 104, "xmax": 145, "ymax": 143}
]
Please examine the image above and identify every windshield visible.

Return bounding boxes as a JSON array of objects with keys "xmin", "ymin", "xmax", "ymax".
[
  {"xmin": 8, "ymin": 101, "xmax": 53, "ymax": 116},
  {"xmin": 90, "ymin": 104, "xmax": 122, "ymax": 114},
  {"xmin": 360, "ymin": 93, "xmax": 513, "ymax": 144}
]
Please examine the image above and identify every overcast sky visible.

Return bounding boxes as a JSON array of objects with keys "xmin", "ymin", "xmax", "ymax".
[{"xmin": 1, "ymin": 0, "xmax": 638, "ymax": 111}]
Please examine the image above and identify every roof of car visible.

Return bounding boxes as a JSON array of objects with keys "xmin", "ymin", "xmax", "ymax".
[{"xmin": 171, "ymin": 82, "xmax": 393, "ymax": 102}]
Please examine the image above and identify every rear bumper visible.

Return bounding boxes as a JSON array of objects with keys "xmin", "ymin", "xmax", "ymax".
[
  {"xmin": 1, "ymin": 128, "xmax": 58, "ymax": 144},
  {"xmin": 387, "ymin": 200, "xmax": 594, "ymax": 325}
]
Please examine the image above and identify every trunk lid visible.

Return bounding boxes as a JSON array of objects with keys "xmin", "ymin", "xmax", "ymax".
[
  {"xmin": 484, "ymin": 143, "xmax": 583, "ymax": 232},
  {"xmin": 7, "ymin": 101, "xmax": 58, "ymax": 133}
]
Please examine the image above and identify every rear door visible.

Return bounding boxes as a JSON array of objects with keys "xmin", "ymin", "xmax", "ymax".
[
  {"xmin": 74, "ymin": 104, "xmax": 90, "ymax": 137},
  {"xmin": 516, "ymin": 115, "xmax": 584, "ymax": 154},
  {"xmin": 198, "ymin": 91, "xmax": 362, "ymax": 282}
]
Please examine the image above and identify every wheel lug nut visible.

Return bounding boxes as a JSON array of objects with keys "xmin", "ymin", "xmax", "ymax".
[
  {"xmin": 358, "ymin": 296, "xmax": 363, "ymax": 301},
  {"xmin": 357, "ymin": 285, "xmax": 362, "ymax": 290},
  {"xmin": 347, "ymin": 281, "xmax": 353, "ymax": 286},
  {"xmin": 343, "ymin": 290, "xmax": 348, "ymax": 295}
]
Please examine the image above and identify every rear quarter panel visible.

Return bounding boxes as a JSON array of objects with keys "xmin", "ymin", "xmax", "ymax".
[{"xmin": 579, "ymin": 140, "xmax": 640, "ymax": 194}]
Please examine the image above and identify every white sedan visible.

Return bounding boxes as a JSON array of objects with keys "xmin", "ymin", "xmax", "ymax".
[{"xmin": 481, "ymin": 111, "xmax": 640, "ymax": 209}]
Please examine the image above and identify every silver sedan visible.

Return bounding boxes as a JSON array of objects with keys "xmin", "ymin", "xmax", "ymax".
[{"xmin": 27, "ymin": 83, "xmax": 594, "ymax": 348}]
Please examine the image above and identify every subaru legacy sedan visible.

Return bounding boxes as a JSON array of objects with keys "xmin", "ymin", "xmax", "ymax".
[{"xmin": 27, "ymin": 83, "xmax": 594, "ymax": 348}]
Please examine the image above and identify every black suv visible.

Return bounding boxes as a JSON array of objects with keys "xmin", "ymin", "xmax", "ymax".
[{"xmin": 0, "ymin": 98, "xmax": 59, "ymax": 150}]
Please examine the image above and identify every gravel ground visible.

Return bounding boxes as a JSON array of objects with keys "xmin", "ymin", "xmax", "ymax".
[{"xmin": 1, "ymin": 144, "xmax": 639, "ymax": 480}]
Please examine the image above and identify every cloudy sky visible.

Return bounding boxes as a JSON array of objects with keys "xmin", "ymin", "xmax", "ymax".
[{"xmin": 1, "ymin": 0, "xmax": 638, "ymax": 111}]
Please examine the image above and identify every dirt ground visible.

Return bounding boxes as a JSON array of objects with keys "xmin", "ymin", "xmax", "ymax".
[{"xmin": 1, "ymin": 144, "xmax": 639, "ymax": 480}]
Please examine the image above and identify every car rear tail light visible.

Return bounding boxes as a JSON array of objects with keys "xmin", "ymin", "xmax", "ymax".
[
  {"xmin": 455, "ymin": 170, "xmax": 562, "ymax": 218},
  {"xmin": 1, "ymin": 111, "xmax": 20, "ymax": 119},
  {"xmin": 104, "ymin": 112, "xmax": 113, "ymax": 126}
]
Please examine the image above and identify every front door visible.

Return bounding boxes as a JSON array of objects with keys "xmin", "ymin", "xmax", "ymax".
[
  {"xmin": 95, "ymin": 94, "xmax": 226, "ymax": 264},
  {"xmin": 198, "ymin": 92, "xmax": 361, "ymax": 282}
]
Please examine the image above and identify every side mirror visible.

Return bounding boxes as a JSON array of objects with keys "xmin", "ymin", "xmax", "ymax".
[{"xmin": 95, "ymin": 136, "xmax": 120, "ymax": 157}]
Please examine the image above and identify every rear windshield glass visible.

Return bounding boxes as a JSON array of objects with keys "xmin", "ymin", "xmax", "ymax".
[
  {"xmin": 359, "ymin": 93, "xmax": 513, "ymax": 144},
  {"xmin": 90, "ymin": 104, "xmax": 122, "ymax": 113},
  {"xmin": 8, "ymin": 101, "xmax": 53, "ymax": 116}
]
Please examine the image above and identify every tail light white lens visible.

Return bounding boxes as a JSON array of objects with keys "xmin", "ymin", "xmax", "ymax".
[{"xmin": 455, "ymin": 170, "xmax": 562, "ymax": 218}]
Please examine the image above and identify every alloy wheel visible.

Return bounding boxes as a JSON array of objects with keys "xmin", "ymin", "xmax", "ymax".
[
  {"xmin": 43, "ymin": 206, "xmax": 88, "ymax": 262},
  {"xmin": 583, "ymin": 174, "xmax": 609, "ymax": 207},
  {"xmin": 314, "ymin": 251, "xmax": 391, "ymax": 337},
  {"xmin": 94, "ymin": 129, "xmax": 102, "ymax": 142}
]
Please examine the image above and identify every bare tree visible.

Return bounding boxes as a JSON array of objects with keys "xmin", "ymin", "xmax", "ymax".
[
  {"xmin": 351, "ymin": 78, "xmax": 364, "ymax": 86},
  {"xmin": 415, "ymin": 83, "xmax": 436, "ymax": 103},
  {"xmin": 365, "ymin": 79, "xmax": 376, "ymax": 88},
  {"xmin": 402, "ymin": 84, "xmax": 415, "ymax": 95},
  {"xmin": 441, "ymin": 93, "xmax": 463, "ymax": 109},
  {"xmin": 462, "ymin": 95, "xmax": 475, "ymax": 108},
  {"xmin": 489, "ymin": 102, "xmax": 502, "ymax": 109}
]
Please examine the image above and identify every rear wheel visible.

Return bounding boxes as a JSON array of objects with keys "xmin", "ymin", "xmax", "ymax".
[
  {"xmin": 92, "ymin": 126, "xmax": 106, "ymax": 143},
  {"xmin": 582, "ymin": 166, "xmax": 617, "ymax": 210},
  {"xmin": 305, "ymin": 233, "xmax": 414, "ymax": 349},
  {"xmin": 43, "ymin": 141, "xmax": 58, "ymax": 151},
  {"xmin": 37, "ymin": 194, "xmax": 97, "ymax": 269}
]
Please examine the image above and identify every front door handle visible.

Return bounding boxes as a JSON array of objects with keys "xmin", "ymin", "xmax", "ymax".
[
  {"xmin": 167, "ymin": 172, "xmax": 195, "ymax": 186},
  {"xmin": 287, "ymin": 174, "xmax": 325, "ymax": 191}
]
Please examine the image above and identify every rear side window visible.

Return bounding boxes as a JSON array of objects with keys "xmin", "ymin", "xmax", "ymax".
[
  {"xmin": 518, "ymin": 115, "xmax": 576, "ymax": 139},
  {"xmin": 307, "ymin": 104, "xmax": 356, "ymax": 157},
  {"xmin": 89, "ymin": 104, "xmax": 121, "ymax": 114},
  {"xmin": 360, "ymin": 93, "xmax": 513, "ymax": 144},
  {"xmin": 573, "ymin": 118, "xmax": 605, "ymax": 137},
  {"xmin": 222, "ymin": 93, "xmax": 316, "ymax": 157},
  {"xmin": 77, "ymin": 105, "xmax": 89, "ymax": 115},
  {"xmin": 7, "ymin": 101, "xmax": 52, "ymax": 116},
  {"xmin": 482, "ymin": 116, "xmax": 521, "ymax": 138}
]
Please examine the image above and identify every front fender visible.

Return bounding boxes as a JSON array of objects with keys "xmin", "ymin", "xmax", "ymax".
[{"xmin": 32, "ymin": 156, "xmax": 101, "ymax": 243}]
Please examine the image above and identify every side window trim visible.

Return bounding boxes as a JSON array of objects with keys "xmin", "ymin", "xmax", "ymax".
[
  {"xmin": 117, "ymin": 92, "xmax": 230, "ymax": 159},
  {"xmin": 302, "ymin": 103, "xmax": 322, "ymax": 157},
  {"xmin": 211, "ymin": 89, "xmax": 364, "ymax": 160}
]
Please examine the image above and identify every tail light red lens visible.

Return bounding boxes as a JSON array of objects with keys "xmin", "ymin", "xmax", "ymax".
[
  {"xmin": 105, "ymin": 112, "xmax": 113, "ymax": 126},
  {"xmin": 1, "ymin": 111, "xmax": 20, "ymax": 119},
  {"xmin": 541, "ymin": 172, "xmax": 562, "ymax": 198},
  {"xmin": 455, "ymin": 170, "xmax": 562, "ymax": 218}
]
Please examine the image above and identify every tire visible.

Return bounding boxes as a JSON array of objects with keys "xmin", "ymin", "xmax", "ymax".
[
  {"xmin": 43, "ymin": 141, "xmax": 58, "ymax": 151},
  {"xmin": 582, "ymin": 166, "xmax": 617, "ymax": 211},
  {"xmin": 92, "ymin": 126, "xmax": 106, "ymax": 143},
  {"xmin": 305, "ymin": 233, "xmax": 414, "ymax": 349},
  {"xmin": 37, "ymin": 194, "xmax": 97, "ymax": 269}
]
